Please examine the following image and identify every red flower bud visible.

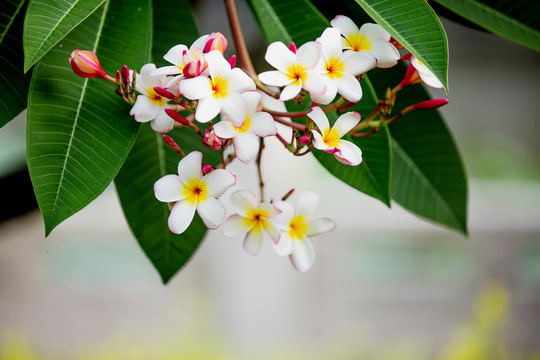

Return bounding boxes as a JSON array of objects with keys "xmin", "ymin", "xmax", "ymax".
[
  {"xmin": 154, "ymin": 87, "xmax": 175, "ymax": 99},
  {"xmin": 69, "ymin": 50, "xmax": 107, "ymax": 78},
  {"xmin": 299, "ymin": 136, "xmax": 311, "ymax": 145},
  {"xmin": 228, "ymin": 55, "xmax": 236, "ymax": 69},
  {"xmin": 202, "ymin": 164, "xmax": 213, "ymax": 175},
  {"xmin": 121, "ymin": 65, "xmax": 131, "ymax": 86},
  {"xmin": 165, "ymin": 109, "xmax": 190, "ymax": 125},
  {"xmin": 204, "ymin": 32, "xmax": 228, "ymax": 54},
  {"xmin": 413, "ymin": 98, "xmax": 449, "ymax": 110},
  {"xmin": 289, "ymin": 42, "xmax": 297, "ymax": 54}
]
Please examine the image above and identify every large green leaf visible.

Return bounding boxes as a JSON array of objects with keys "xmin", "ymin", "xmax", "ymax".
[
  {"xmin": 23, "ymin": 0, "xmax": 105, "ymax": 72},
  {"xmin": 0, "ymin": 0, "xmax": 31, "ymax": 128},
  {"xmin": 369, "ymin": 66, "xmax": 468, "ymax": 234},
  {"xmin": 115, "ymin": 125, "xmax": 221, "ymax": 284},
  {"xmin": 27, "ymin": 0, "xmax": 152, "ymax": 236},
  {"xmin": 433, "ymin": 0, "xmax": 540, "ymax": 52},
  {"xmin": 354, "ymin": 0, "xmax": 449, "ymax": 92},
  {"xmin": 248, "ymin": 0, "xmax": 392, "ymax": 205}
]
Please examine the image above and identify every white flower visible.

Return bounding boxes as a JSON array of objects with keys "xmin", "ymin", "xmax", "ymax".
[
  {"xmin": 308, "ymin": 107, "xmax": 362, "ymax": 166},
  {"xmin": 130, "ymin": 63, "xmax": 174, "ymax": 133},
  {"xmin": 150, "ymin": 35, "xmax": 209, "ymax": 80},
  {"xmin": 258, "ymin": 41, "xmax": 326, "ymax": 101},
  {"xmin": 411, "ymin": 55, "xmax": 444, "ymax": 89},
  {"xmin": 154, "ymin": 151, "xmax": 236, "ymax": 234},
  {"xmin": 222, "ymin": 190, "xmax": 281, "ymax": 255},
  {"xmin": 311, "ymin": 27, "xmax": 376, "ymax": 104},
  {"xmin": 272, "ymin": 191, "xmax": 336, "ymax": 272},
  {"xmin": 213, "ymin": 91, "xmax": 276, "ymax": 163},
  {"xmin": 331, "ymin": 15, "xmax": 399, "ymax": 68},
  {"xmin": 179, "ymin": 51, "xmax": 256, "ymax": 124}
]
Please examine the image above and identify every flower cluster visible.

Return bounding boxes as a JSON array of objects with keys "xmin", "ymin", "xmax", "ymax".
[{"xmin": 70, "ymin": 15, "xmax": 448, "ymax": 272}]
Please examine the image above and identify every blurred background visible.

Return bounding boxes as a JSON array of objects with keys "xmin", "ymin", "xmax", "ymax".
[{"xmin": 1, "ymin": 0, "xmax": 540, "ymax": 359}]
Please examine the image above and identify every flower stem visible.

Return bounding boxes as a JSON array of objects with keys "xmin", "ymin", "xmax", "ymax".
[
  {"xmin": 271, "ymin": 115, "xmax": 307, "ymax": 131},
  {"xmin": 256, "ymin": 138, "xmax": 265, "ymax": 202}
]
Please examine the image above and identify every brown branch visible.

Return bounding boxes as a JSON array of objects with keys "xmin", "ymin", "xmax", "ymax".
[{"xmin": 224, "ymin": 0, "xmax": 256, "ymax": 78}]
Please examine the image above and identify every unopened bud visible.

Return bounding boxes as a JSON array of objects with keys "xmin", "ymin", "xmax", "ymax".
[
  {"xmin": 154, "ymin": 87, "xmax": 175, "ymax": 99},
  {"xmin": 299, "ymin": 136, "xmax": 311, "ymax": 145},
  {"xmin": 165, "ymin": 109, "xmax": 190, "ymax": 125},
  {"xmin": 202, "ymin": 164, "xmax": 213, "ymax": 175},
  {"xmin": 203, "ymin": 129, "xmax": 222, "ymax": 150},
  {"xmin": 413, "ymin": 98, "xmax": 449, "ymax": 110},
  {"xmin": 289, "ymin": 42, "xmax": 297, "ymax": 54},
  {"xmin": 204, "ymin": 32, "xmax": 228, "ymax": 54},
  {"xmin": 182, "ymin": 48, "xmax": 208, "ymax": 78},
  {"xmin": 163, "ymin": 134, "xmax": 184, "ymax": 156},
  {"xmin": 389, "ymin": 37, "xmax": 404, "ymax": 49},
  {"xmin": 121, "ymin": 65, "xmax": 131, "ymax": 86},
  {"xmin": 228, "ymin": 55, "xmax": 236, "ymax": 69},
  {"xmin": 69, "ymin": 50, "xmax": 107, "ymax": 78}
]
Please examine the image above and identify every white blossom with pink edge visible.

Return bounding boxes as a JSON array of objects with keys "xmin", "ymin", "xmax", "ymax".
[
  {"xmin": 222, "ymin": 190, "xmax": 281, "ymax": 255},
  {"xmin": 331, "ymin": 15, "xmax": 399, "ymax": 68},
  {"xmin": 179, "ymin": 51, "xmax": 256, "ymax": 124},
  {"xmin": 130, "ymin": 63, "xmax": 175, "ymax": 133},
  {"xmin": 272, "ymin": 190, "xmax": 336, "ymax": 273},
  {"xmin": 258, "ymin": 41, "xmax": 326, "ymax": 101},
  {"xmin": 311, "ymin": 27, "xmax": 376, "ymax": 104},
  {"xmin": 411, "ymin": 55, "xmax": 444, "ymax": 89},
  {"xmin": 213, "ymin": 91, "xmax": 276, "ymax": 163},
  {"xmin": 153, "ymin": 151, "xmax": 236, "ymax": 235},
  {"xmin": 308, "ymin": 107, "xmax": 363, "ymax": 166}
]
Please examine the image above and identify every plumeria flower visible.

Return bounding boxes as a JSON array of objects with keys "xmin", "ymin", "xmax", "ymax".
[
  {"xmin": 203, "ymin": 129, "xmax": 222, "ymax": 150},
  {"xmin": 130, "ymin": 63, "xmax": 175, "ymax": 133},
  {"xmin": 272, "ymin": 190, "xmax": 336, "ymax": 272},
  {"xmin": 204, "ymin": 32, "xmax": 228, "ymax": 54},
  {"xmin": 331, "ymin": 15, "xmax": 400, "ymax": 68},
  {"xmin": 179, "ymin": 51, "xmax": 256, "ymax": 124},
  {"xmin": 154, "ymin": 151, "xmax": 236, "ymax": 234},
  {"xmin": 150, "ymin": 35, "xmax": 209, "ymax": 79},
  {"xmin": 213, "ymin": 91, "xmax": 276, "ymax": 163},
  {"xmin": 410, "ymin": 55, "xmax": 444, "ymax": 88},
  {"xmin": 258, "ymin": 41, "xmax": 326, "ymax": 101},
  {"xmin": 222, "ymin": 190, "xmax": 281, "ymax": 255},
  {"xmin": 69, "ymin": 49, "xmax": 107, "ymax": 79},
  {"xmin": 308, "ymin": 107, "xmax": 362, "ymax": 166},
  {"xmin": 311, "ymin": 27, "xmax": 376, "ymax": 104}
]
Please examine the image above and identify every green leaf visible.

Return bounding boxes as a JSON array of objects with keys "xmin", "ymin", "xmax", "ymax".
[
  {"xmin": 432, "ymin": 0, "xmax": 540, "ymax": 52},
  {"xmin": 369, "ymin": 66, "xmax": 468, "ymax": 234},
  {"xmin": 354, "ymin": 0, "xmax": 449, "ymax": 92},
  {"xmin": 115, "ymin": 125, "xmax": 221, "ymax": 283},
  {"xmin": 23, "ymin": 0, "xmax": 105, "ymax": 72},
  {"xmin": 0, "ymin": 0, "xmax": 31, "ymax": 128},
  {"xmin": 26, "ymin": 0, "xmax": 152, "ymax": 236},
  {"xmin": 247, "ymin": 0, "xmax": 392, "ymax": 205},
  {"xmin": 152, "ymin": 0, "xmax": 200, "ymax": 67}
]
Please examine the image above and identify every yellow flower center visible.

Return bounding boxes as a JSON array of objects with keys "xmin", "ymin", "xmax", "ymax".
[
  {"xmin": 288, "ymin": 215, "xmax": 308, "ymax": 240},
  {"xmin": 182, "ymin": 179, "xmax": 208, "ymax": 205},
  {"xmin": 346, "ymin": 34, "xmax": 372, "ymax": 52},
  {"xmin": 236, "ymin": 114, "xmax": 251, "ymax": 134},
  {"xmin": 244, "ymin": 208, "xmax": 271, "ymax": 230},
  {"xmin": 322, "ymin": 127, "xmax": 342, "ymax": 148},
  {"xmin": 286, "ymin": 64, "xmax": 307, "ymax": 86},
  {"xmin": 325, "ymin": 57, "xmax": 345, "ymax": 79},
  {"xmin": 211, "ymin": 76, "xmax": 228, "ymax": 98},
  {"xmin": 147, "ymin": 87, "xmax": 166, "ymax": 106}
]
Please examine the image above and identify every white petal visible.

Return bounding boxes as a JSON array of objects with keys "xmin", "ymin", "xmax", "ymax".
[
  {"xmin": 249, "ymin": 112, "xmax": 277, "ymax": 137},
  {"xmin": 311, "ymin": 131, "xmax": 329, "ymax": 151},
  {"xmin": 206, "ymin": 50, "xmax": 232, "ymax": 78},
  {"xmin": 290, "ymin": 238, "xmax": 316, "ymax": 272},
  {"xmin": 272, "ymin": 233, "xmax": 293, "ymax": 256},
  {"xmin": 154, "ymin": 174, "xmax": 183, "ymax": 202},
  {"xmin": 330, "ymin": 15, "xmax": 359, "ymax": 39},
  {"xmin": 140, "ymin": 63, "xmax": 158, "ymax": 78},
  {"xmin": 318, "ymin": 27, "xmax": 343, "ymax": 61},
  {"xmin": 178, "ymin": 76, "xmax": 213, "ymax": 100},
  {"xmin": 163, "ymin": 44, "xmax": 188, "ymax": 66},
  {"xmin": 336, "ymin": 73, "xmax": 363, "ymax": 103},
  {"xmin": 233, "ymin": 131, "xmax": 260, "ymax": 164},
  {"xmin": 195, "ymin": 95, "xmax": 221, "ymax": 123},
  {"xmin": 222, "ymin": 214, "xmax": 251, "ymax": 238},
  {"xmin": 262, "ymin": 219, "xmax": 281, "ymax": 244},
  {"xmin": 243, "ymin": 227, "xmax": 264, "ymax": 255},
  {"xmin": 302, "ymin": 71, "xmax": 327, "ymax": 95},
  {"xmin": 279, "ymin": 83, "xmax": 302, "ymax": 101},
  {"xmin": 213, "ymin": 120, "xmax": 238, "ymax": 139},
  {"xmin": 168, "ymin": 200, "xmax": 197, "ymax": 234},
  {"xmin": 241, "ymin": 91, "xmax": 262, "ymax": 114},
  {"xmin": 359, "ymin": 23, "xmax": 391, "ymax": 42},
  {"xmin": 307, "ymin": 106, "xmax": 330, "ymax": 132},
  {"xmin": 150, "ymin": 107, "xmax": 175, "ymax": 133},
  {"xmin": 296, "ymin": 190, "xmax": 319, "ymax": 219},
  {"xmin": 197, "ymin": 196, "xmax": 226, "ymax": 229},
  {"xmin": 226, "ymin": 68, "xmax": 256, "ymax": 93},
  {"xmin": 296, "ymin": 41, "xmax": 322, "ymax": 70},
  {"xmin": 220, "ymin": 91, "xmax": 248, "ymax": 126},
  {"xmin": 151, "ymin": 65, "xmax": 182, "ymax": 77},
  {"xmin": 341, "ymin": 51, "xmax": 376, "ymax": 75},
  {"xmin": 265, "ymin": 41, "xmax": 295, "ymax": 72},
  {"xmin": 419, "ymin": 71, "xmax": 444, "ymax": 89},
  {"xmin": 369, "ymin": 41, "xmax": 400, "ymax": 68},
  {"xmin": 258, "ymin": 70, "xmax": 292, "ymax": 87},
  {"xmin": 306, "ymin": 217, "xmax": 336, "ymax": 237},
  {"xmin": 177, "ymin": 151, "xmax": 203, "ymax": 184},
  {"xmin": 310, "ymin": 78, "xmax": 337, "ymax": 105},
  {"xmin": 230, "ymin": 190, "xmax": 258, "ymax": 217},
  {"xmin": 130, "ymin": 95, "xmax": 160, "ymax": 122},
  {"xmin": 333, "ymin": 111, "xmax": 361, "ymax": 137},
  {"xmin": 191, "ymin": 34, "xmax": 208, "ymax": 50},
  {"xmin": 273, "ymin": 200, "xmax": 295, "ymax": 231},
  {"xmin": 202, "ymin": 169, "xmax": 236, "ymax": 197},
  {"xmin": 335, "ymin": 140, "xmax": 363, "ymax": 166}
]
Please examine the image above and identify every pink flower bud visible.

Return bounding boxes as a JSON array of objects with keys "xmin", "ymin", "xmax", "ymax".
[
  {"xmin": 182, "ymin": 48, "xmax": 208, "ymax": 78},
  {"xmin": 204, "ymin": 32, "xmax": 228, "ymax": 54},
  {"xmin": 228, "ymin": 55, "xmax": 236, "ymax": 69},
  {"xmin": 413, "ymin": 98, "xmax": 449, "ymax": 110},
  {"xmin": 69, "ymin": 50, "xmax": 107, "ymax": 78},
  {"xmin": 289, "ymin": 42, "xmax": 297, "ymax": 54},
  {"xmin": 163, "ymin": 134, "xmax": 183, "ymax": 154},
  {"xmin": 299, "ymin": 136, "xmax": 311, "ymax": 145},
  {"xmin": 165, "ymin": 109, "xmax": 190, "ymax": 125},
  {"xmin": 121, "ymin": 65, "xmax": 131, "ymax": 86},
  {"xmin": 154, "ymin": 87, "xmax": 175, "ymax": 99},
  {"xmin": 202, "ymin": 164, "xmax": 213, "ymax": 175},
  {"xmin": 203, "ymin": 129, "xmax": 222, "ymax": 150}
]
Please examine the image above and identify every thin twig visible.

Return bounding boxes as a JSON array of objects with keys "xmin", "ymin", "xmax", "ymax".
[
  {"xmin": 224, "ymin": 0, "xmax": 256, "ymax": 78},
  {"xmin": 256, "ymin": 138, "xmax": 265, "ymax": 202}
]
